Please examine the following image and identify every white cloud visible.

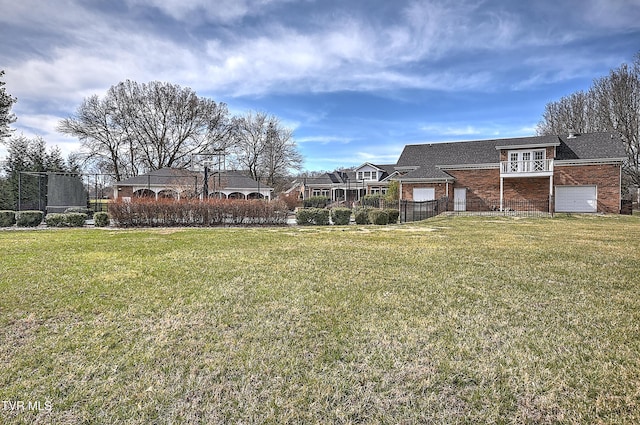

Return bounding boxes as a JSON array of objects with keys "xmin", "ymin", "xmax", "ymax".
[
  {"xmin": 296, "ymin": 136, "xmax": 354, "ymax": 145},
  {"xmin": 123, "ymin": 0, "xmax": 295, "ymax": 23}
]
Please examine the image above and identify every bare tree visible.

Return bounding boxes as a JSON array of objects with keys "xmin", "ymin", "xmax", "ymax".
[
  {"xmin": 537, "ymin": 91, "xmax": 596, "ymax": 135},
  {"xmin": 58, "ymin": 94, "xmax": 129, "ymax": 181},
  {"xmin": 537, "ymin": 53, "xmax": 640, "ymax": 185},
  {"xmin": 590, "ymin": 60, "xmax": 640, "ymax": 185},
  {"xmin": 229, "ymin": 111, "xmax": 303, "ymax": 188},
  {"xmin": 262, "ymin": 120, "xmax": 303, "ymax": 187},
  {"xmin": 58, "ymin": 80, "xmax": 231, "ymax": 180},
  {"xmin": 0, "ymin": 70, "xmax": 17, "ymax": 141},
  {"xmin": 229, "ymin": 111, "xmax": 268, "ymax": 181}
]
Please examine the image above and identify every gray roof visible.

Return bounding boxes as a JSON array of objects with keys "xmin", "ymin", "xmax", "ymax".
[
  {"xmin": 397, "ymin": 132, "xmax": 626, "ymax": 180},
  {"xmin": 116, "ymin": 168, "xmax": 271, "ymax": 190},
  {"xmin": 117, "ymin": 168, "xmax": 198, "ymax": 186}
]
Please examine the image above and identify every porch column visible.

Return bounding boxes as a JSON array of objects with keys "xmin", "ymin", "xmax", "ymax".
[
  {"xmin": 499, "ymin": 177, "xmax": 504, "ymax": 211},
  {"xmin": 549, "ymin": 175, "xmax": 554, "ymax": 214}
]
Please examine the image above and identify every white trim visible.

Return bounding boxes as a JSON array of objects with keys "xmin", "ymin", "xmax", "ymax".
[
  {"xmin": 398, "ymin": 177, "xmax": 455, "ymax": 183},
  {"xmin": 555, "ymin": 158, "xmax": 625, "ymax": 166},
  {"xmin": 495, "ymin": 142, "xmax": 559, "ymax": 150},
  {"xmin": 437, "ymin": 163, "xmax": 499, "ymax": 170}
]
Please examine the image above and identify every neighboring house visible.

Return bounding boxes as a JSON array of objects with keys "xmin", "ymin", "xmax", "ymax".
[
  {"xmin": 113, "ymin": 168, "xmax": 272, "ymax": 200},
  {"xmin": 291, "ymin": 163, "xmax": 397, "ymax": 204},
  {"xmin": 395, "ymin": 131, "xmax": 626, "ymax": 213}
]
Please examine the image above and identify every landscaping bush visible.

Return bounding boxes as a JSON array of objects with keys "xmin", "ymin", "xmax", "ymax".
[
  {"xmin": 354, "ymin": 208, "xmax": 371, "ymax": 224},
  {"xmin": 331, "ymin": 207, "xmax": 352, "ymax": 225},
  {"xmin": 385, "ymin": 208, "xmax": 400, "ymax": 224},
  {"xmin": 45, "ymin": 213, "xmax": 67, "ymax": 227},
  {"xmin": 279, "ymin": 191, "xmax": 301, "ymax": 211},
  {"xmin": 108, "ymin": 198, "xmax": 288, "ymax": 227},
  {"xmin": 296, "ymin": 208, "xmax": 330, "ymax": 225},
  {"xmin": 94, "ymin": 212, "xmax": 110, "ymax": 227},
  {"xmin": 362, "ymin": 194, "xmax": 384, "ymax": 208},
  {"xmin": 65, "ymin": 207, "xmax": 93, "ymax": 218},
  {"xmin": 368, "ymin": 209, "xmax": 389, "ymax": 225},
  {"xmin": 16, "ymin": 210, "xmax": 44, "ymax": 227},
  {"xmin": 65, "ymin": 213, "xmax": 87, "ymax": 227},
  {"xmin": 303, "ymin": 196, "xmax": 330, "ymax": 208},
  {"xmin": 0, "ymin": 210, "xmax": 16, "ymax": 227}
]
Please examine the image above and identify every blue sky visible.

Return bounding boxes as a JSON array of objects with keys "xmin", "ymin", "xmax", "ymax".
[{"xmin": 1, "ymin": 0, "xmax": 639, "ymax": 171}]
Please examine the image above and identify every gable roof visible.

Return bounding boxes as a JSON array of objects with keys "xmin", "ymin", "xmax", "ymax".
[{"xmin": 396, "ymin": 132, "xmax": 626, "ymax": 181}]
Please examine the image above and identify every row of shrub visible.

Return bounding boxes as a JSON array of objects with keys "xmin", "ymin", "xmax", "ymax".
[
  {"xmin": 0, "ymin": 210, "xmax": 45, "ymax": 227},
  {"xmin": 108, "ymin": 198, "xmax": 288, "ymax": 227},
  {"xmin": 295, "ymin": 207, "xmax": 400, "ymax": 226},
  {"xmin": 44, "ymin": 212, "xmax": 110, "ymax": 227},
  {"xmin": 0, "ymin": 210, "xmax": 110, "ymax": 227}
]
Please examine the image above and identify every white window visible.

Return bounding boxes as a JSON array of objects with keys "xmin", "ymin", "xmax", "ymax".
[
  {"xmin": 508, "ymin": 150, "xmax": 546, "ymax": 172},
  {"xmin": 312, "ymin": 189, "xmax": 330, "ymax": 197}
]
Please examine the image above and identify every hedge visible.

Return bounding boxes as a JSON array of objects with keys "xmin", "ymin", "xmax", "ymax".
[
  {"xmin": 65, "ymin": 213, "xmax": 87, "ymax": 227},
  {"xmin": 45, "ymin": 213, "xmax": 87, "ymax": 227},
  {"xmin": 0, "ymin": 210, "xmax": 16, "ymax": 227},
  {"xmin": 16, "ymin": 210, "xmax": 44, "ymax": 227},
  {"xmin": 330, "ymin": 208, "xmax": 352, "ymax": 225},
  {"xmin": 303, "ymin": 196, "xmax": 330, "ymax": 208},
  {"xmin": 354, "ymin": 208, "xmax": 371, "ymax": 225},
  {"xmin": 296, "ymin": 208, "xmax": 330, "ymax": 225},
  {"xmin": 385, "ymin": 209, "xmax": 400, "ymax": 224},
  {"xmin": 94, "ymin": 212, "xmax": 110, "ymax": 227},
  {"xmin": 362, "ymin": 194, "xmax": 384, "ymax": 208},
  {"xmin": 108, "ymin": 198, "xmax": 288, "ymax": 227},
  {"xmin": 65, "ymin": 207, "xmax": 93, "ymax": 218},
  {"xmin": 45, "ymin": 213, "xmax": 67, "ymax": 227},
  {"xmin": 368, "ymin": 209, "xmax": 389, "ymax": 225}
]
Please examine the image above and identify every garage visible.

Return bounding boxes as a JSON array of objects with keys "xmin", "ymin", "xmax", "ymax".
[{"xmin": 555, "ymin": 185, "xmax": 597, "ymax": 213}]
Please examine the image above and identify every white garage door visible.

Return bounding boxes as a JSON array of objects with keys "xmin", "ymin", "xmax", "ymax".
[
  {"xmin": 555, "ymin": 186, "xmax": 597, "ymax": 213},
  {"xmin": 413, "ymin": 188, "xmax": 435, "ymax": 201}
]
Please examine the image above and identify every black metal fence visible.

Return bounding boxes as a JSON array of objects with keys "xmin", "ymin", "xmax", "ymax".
[
  {"xmin": 448, "ymin": 198, "xmax": 551, "ymax": 217},
  {"xmin": 400, "ymin": 197, "xmax": 448, "ymax": 222},
  {"xmin": 400, "ymin": 197, "xmax": 551, "ymax": 222}
]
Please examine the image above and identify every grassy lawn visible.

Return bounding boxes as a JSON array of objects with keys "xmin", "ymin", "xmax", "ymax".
[{"xmin": 1, "ymin": 215, "xmax": 639, "ymax": 424}]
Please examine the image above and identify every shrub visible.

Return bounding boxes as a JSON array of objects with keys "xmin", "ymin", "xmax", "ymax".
[
  {"xmin": 94, "ymin": 212, "xmax": 110, "ymax": 227},
  {"xmin": 296, "ymin": 208, "xmax": 330, "ymax": 225},
  {"xmin": 368, "ymin": 209, "xmax": 389, "ymax": 225},
  {"xmin": 362, "ymin": 194, "xmax": 384, "ymax": 208},
  {"xmin": 354, "ymin": 208, "xmax": 371, "ymax": 225},
  {"xmin": 279, "ymin": 191, "xmax": 301, "ymax": 211},
  {"xmin": 65, "ymin": 207, "xmax": 92, "ymax": 218},
  {"xmin": 331, "ymin": 207, "xmax": 352, "ymax": 225},
  {"xmin": 0, "ymin": 210, "xmax": 16, "ymax": 227},
  {"xmin": 45, "ymin": 213, "xmax": 67, "ymax": 227},
  {"xmin": 108, "ymin": 198, "xmax": 288, "ymax": 227},
  {"xmin": 16, "ymin": 210, "xmax": 44, "ymax": 227},
  {"xmin": 303, "ymin": 196, "xmax": 330, "ymax": 208},
  {"xmin": 65, "ymin": 213, "xmax": 87, "ymax": 227},
  {"xmin": 385, "ymin": 208, "xmax": 400, "ymax": 224}
]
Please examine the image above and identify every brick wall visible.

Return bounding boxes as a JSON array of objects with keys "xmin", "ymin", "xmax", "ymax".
[
  {"xmin": 400, "ymin": 163, "xmax": 621, "ymax": 213},
  {"xmin": 400, "ymin": 182, "xmax": 449, "ymax": 200}
]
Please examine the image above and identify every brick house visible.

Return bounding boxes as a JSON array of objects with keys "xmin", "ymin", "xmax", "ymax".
[{"xmin": 395, "ymin": 132, "xmax": 626, "ymax": 213}]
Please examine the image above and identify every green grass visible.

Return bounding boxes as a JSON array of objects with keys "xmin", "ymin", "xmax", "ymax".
[{"xmin": 1, "ymin": 215, "xmax": 640, "ymax": 424}]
